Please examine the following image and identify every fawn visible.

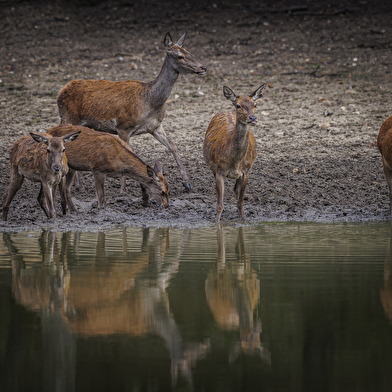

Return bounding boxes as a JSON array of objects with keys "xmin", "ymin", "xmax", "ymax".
[
  {"xmin": 2, "ymin": 131, "xmax": 80, "ymax": 220},
  {"xmin": 47, "ymin": 125, "xmax": 169, "ymax": 211},
  {"xmin": 203, "ymin": 84, "xmax": 266, "ymax": 222}
]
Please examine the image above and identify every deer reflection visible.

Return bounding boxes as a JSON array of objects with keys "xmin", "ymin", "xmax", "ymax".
[
  {"xmin": 205, "ymin": 226, "xmax": 270, "ymax": 363},
  {"xmin": 4, "ymin": 227, "xmax": 208, "ymax": 388},
  {"xmin": 381, "ymin": 227, "xmax": 392, "ymax": 323},
  {"xmin": 3, "ymin": 230, "xmax": 75, "ymax": 392}
]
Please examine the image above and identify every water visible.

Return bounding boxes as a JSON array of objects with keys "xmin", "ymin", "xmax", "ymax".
[{"xmin": 0, "ymin": 223, "xmax": 392, "ymax": 392}]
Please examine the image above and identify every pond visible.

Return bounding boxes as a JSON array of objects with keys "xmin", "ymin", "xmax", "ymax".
[{"xmin": 0, "ymin": 223, "xmax": 392, "ymax": 392}]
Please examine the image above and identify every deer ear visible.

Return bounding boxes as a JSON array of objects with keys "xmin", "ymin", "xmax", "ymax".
[
  {"xmin": 147, "ymin": 165, "xmax": 157, "ymax": 180},
  {"xmin": 63, "ymin": 131, "xmax": 81, "ymax": 143},
  {"xmin": 153, "ymin": 161, "xmax": 163, "ymax": 175},
  {"xmin": 223, "ymin": 86, "xmax": 237, "ymax": 103},
  {"xmin": 30, "ymin": 132, "xmax": 49, "ymax": 145},
  {"xmin": 164, "ymin": 33, "xmax": 173, "ymax": 50},
  {"xmin": 175, "ymin": 32, "xmax": 187, "ymax": 48},
  {"xmin": 250, "ymin": 83, "xmax": 267, "ymax": 101}
]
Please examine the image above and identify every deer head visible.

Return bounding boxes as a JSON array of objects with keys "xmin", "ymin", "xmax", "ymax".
[
  {"xmin": 223, "ymin": 83, "xmax": 266, "ymax": 126},
  {"xmin": 164, "ymin": 32, "xmax": 207, "ymax": 75}
]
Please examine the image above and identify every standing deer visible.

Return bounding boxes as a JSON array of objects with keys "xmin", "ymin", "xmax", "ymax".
[
  {"xmin": 2, "ymin": 131, "xmax": 80, "ymax": 221},
  {"xmin": 47, "ymin": 124, "xmax": 169, "ymax": 211},
  {"xmin": 378, "ymin": 115, "xmax": 392, "ymax": 214},
  {"xmin": 57, "ymin": 32, "xmax": 207, "ymax": 192},
  {"xmin": 203, "ymin": 83, "xmax": 266, "ymax": 222}
]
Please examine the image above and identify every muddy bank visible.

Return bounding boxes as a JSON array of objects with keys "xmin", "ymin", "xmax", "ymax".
[{"xmin": 1, "ymin": 0, "xmax": 392, "ymax": 232}]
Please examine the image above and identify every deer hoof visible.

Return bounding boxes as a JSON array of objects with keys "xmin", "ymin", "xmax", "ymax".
[{"xmin": 183, "ymin": 182, "xmax": 191, "ymax": 191}]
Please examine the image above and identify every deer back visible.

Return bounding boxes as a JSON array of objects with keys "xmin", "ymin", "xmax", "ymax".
[{"xmin": 58, "ymin": 79, "xmax": 151, "ymax": 129}]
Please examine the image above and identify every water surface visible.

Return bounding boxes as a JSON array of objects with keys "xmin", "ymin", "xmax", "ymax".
[{"xmin": 0, "ymin": 223, "xmax": 391, "ymax": 392}]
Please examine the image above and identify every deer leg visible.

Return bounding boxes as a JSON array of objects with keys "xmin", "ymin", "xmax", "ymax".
[
  {"xmin": 120, "ymin": 176, "xmax": 127, "ymax": 194},
  {"xmin": 64, "ymin": 169, "xmax": 77, "ymax": 212},
  {"xmin": 2, "ymin": 169, "xmax": 24, "ymax": 221},
  {"xmin": 234, "ymin": 174, "xmax": 249, "ymax": 219},
  {"xmin": 39, "ymin": 183, "xmax": 56, "ymax": 219},
  {"xmin": 93, "ymin": 172, "xmax": 106, "ymax": 207},
  {"xmin": 59, "ymin": 178, "xmax": 67, "ymax": 215},
  {"xmin": 37, "ymin": 185, "xmax": 48, "ymax": 217},
  {"xmin": 152, "ymin": 125, "xmax": 191, "ymax": 191},
  {"xmin": 52, "ymin": 182, "xmax": 59, "ymax": 215},
  {"xmin": 140, "ymin": 184, "xmax": 150, "ymax": 207},
  {"xmin": 215, "ymin": 174, "xmax": 225, "ymax": 223},
  {"xmin": 73, "ymin": 172, "xmax": 82, "ymax": 191}
]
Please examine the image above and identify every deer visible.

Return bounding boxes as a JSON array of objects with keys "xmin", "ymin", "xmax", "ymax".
[
  {"xmin": 47, "ymin": 124, "xmax": 169, "ymax": 211},
  {"xmin": 203, "ymin": 83, "xmax": 266, "ymax": 222},
  {"xmin": 2, "ymin": 131, "xmax": 80, "ymax": 221},
  {"xmin": 57, "ymin": 32, "xmax": 207, "ymax": 192},
  {"xmin": 377, "ymin": 115, "xmax": 392, "ymax": 214}
]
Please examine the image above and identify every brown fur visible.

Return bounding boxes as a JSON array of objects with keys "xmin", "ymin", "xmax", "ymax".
[
  {"xmin": 2, "ymin": 131, "xmax": 80, "ymax": 220},
  {"xmin": 203, "ymin": 84, "xmax": 266, "ymax": 222},
  {"xmin": 377, "ymin": 115, "xmax": 392, "ymax": 214},
  {"xmin": 57, "ymin": 32, "xmax": 207, "ymax": 191},
  {"xmin": 47, "ymin": 124, "xmax": 169, "ymax": 211}
]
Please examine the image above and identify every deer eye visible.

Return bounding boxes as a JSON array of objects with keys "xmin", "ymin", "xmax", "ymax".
[
  {"xmin": 47, "ymin": 148, "xmax": 50, "ymax": 153},
  {"xmin": 178, "ymin": 55, "xmax": 184, "ymax": 60},
  {"xmin": 161, "ymin": 191, "xmax": 166, "ymax": 196},
  {"xmin": 62, "ymin": 148, "xmax": 66, "ymax": 152},
  {"xmin": 236, "ymin": 104, "xmax": 241, "ymax": 108}
]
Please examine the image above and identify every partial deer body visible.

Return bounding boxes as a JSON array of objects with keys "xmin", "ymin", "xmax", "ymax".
[
  {"xmin": 378, "ymin": 115, "xmax": 392, "ymax": 214},
  {"xmin": 57, "ymin": 32, "xmax": 207, "ymax": 191},
  {"xmin": 2, "ymin": 131, "xmax": 80, "ymax": 220},
  {"xmin": 203, "ymin": 84, "xmax": 266, "ymax": 222},
  {"xmin": 47, "ymin": 125, "xmax": 169, "ymax": 211}
]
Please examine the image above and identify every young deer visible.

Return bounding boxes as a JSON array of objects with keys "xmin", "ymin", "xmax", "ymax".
[
  {"xmin": 47, "ymin": 125, "xmax": 169, "ymax": 211},
  {"xmin": 203, "ymin": 84, "xmax": 266, "ymax": 222},
  {"xmin": 2, "ymin": 131, "xmax": 80, "ymax": 221},
  {"xmin": 57, "ymin": 32, "xmax": 207, "ymax": 192},
  {"xmin": 377, "ymin": 115, "xmax": 392, "ymax": 214}
]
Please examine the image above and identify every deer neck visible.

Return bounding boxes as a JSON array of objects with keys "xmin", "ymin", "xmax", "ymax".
[
  {"xmin": 230, "ymin": 120, "xmax": 250, "ymax": 160},
  {"xmin": 148, "ymin": 56, "xmax": 179, "ymax": 108}
]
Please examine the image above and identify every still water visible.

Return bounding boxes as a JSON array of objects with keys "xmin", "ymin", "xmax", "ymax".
[{"xmin": 0, "ymin": 223, "xmax": 392, "ymax": 392}]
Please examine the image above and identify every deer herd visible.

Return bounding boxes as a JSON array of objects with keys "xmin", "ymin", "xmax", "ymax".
[{"xmin": 2, "ymin": 32, "xmax": 392, "ymax": 223}]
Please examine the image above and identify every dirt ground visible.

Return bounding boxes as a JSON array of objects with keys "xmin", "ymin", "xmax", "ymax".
[{"xmin": 1, "ymin": 0, "xmax": 392, "ymax": 232}]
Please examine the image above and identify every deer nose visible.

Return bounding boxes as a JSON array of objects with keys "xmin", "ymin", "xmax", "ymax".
[
  {"xmin": 201, "ymin": 66, "xmax": 207, "ymax": 72},
  {"xmin": 249, "ymin": 115, "xmax": 257, "ymax": 124},
  {"xmin": 53, "ymin": 165, "xmax": 61, "ymax": 172}
]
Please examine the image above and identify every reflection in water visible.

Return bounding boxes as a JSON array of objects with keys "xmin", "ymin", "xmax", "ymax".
[
  {"xmin": 4, "ymin": 228, "xmax": 209, "ymax": 390},
  {"xmin": 4, "ymin": 231, "xmax": 75, "ymax": 392},
  {"xmin": 205, "ymin": 226, "xmax": 270, "ymax": 364},
  {"xmin": 3, "ymin": 223, "xmax": 391, "ymax": 391},
  {"xmin": 381, "ymin": 225, "xmax": 392, "ymax": 323}
]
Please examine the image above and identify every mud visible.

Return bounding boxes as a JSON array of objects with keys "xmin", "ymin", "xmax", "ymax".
[{"xmin": 1, "ymin": 0, "xmax": 392, "ymax": 232}]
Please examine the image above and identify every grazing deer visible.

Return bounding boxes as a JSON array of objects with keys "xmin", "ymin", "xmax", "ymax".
[
  {"xmin": 378, "ymin": 115, "xmax": 392, "ymax": 214},
  {"xmin": 203, "ymin": 83, "xmax": 266, "ymax": 222},
  {"xmin": 2, "ymin": 131, "xmax": 80, "ymax": 221},
  {"xmin": 47, "ymin": 124, "xmax": 169, "ymax": 211},
  {"xmin": 57, "ymin": 32, "xmax": 207, "ymax": 192}
]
